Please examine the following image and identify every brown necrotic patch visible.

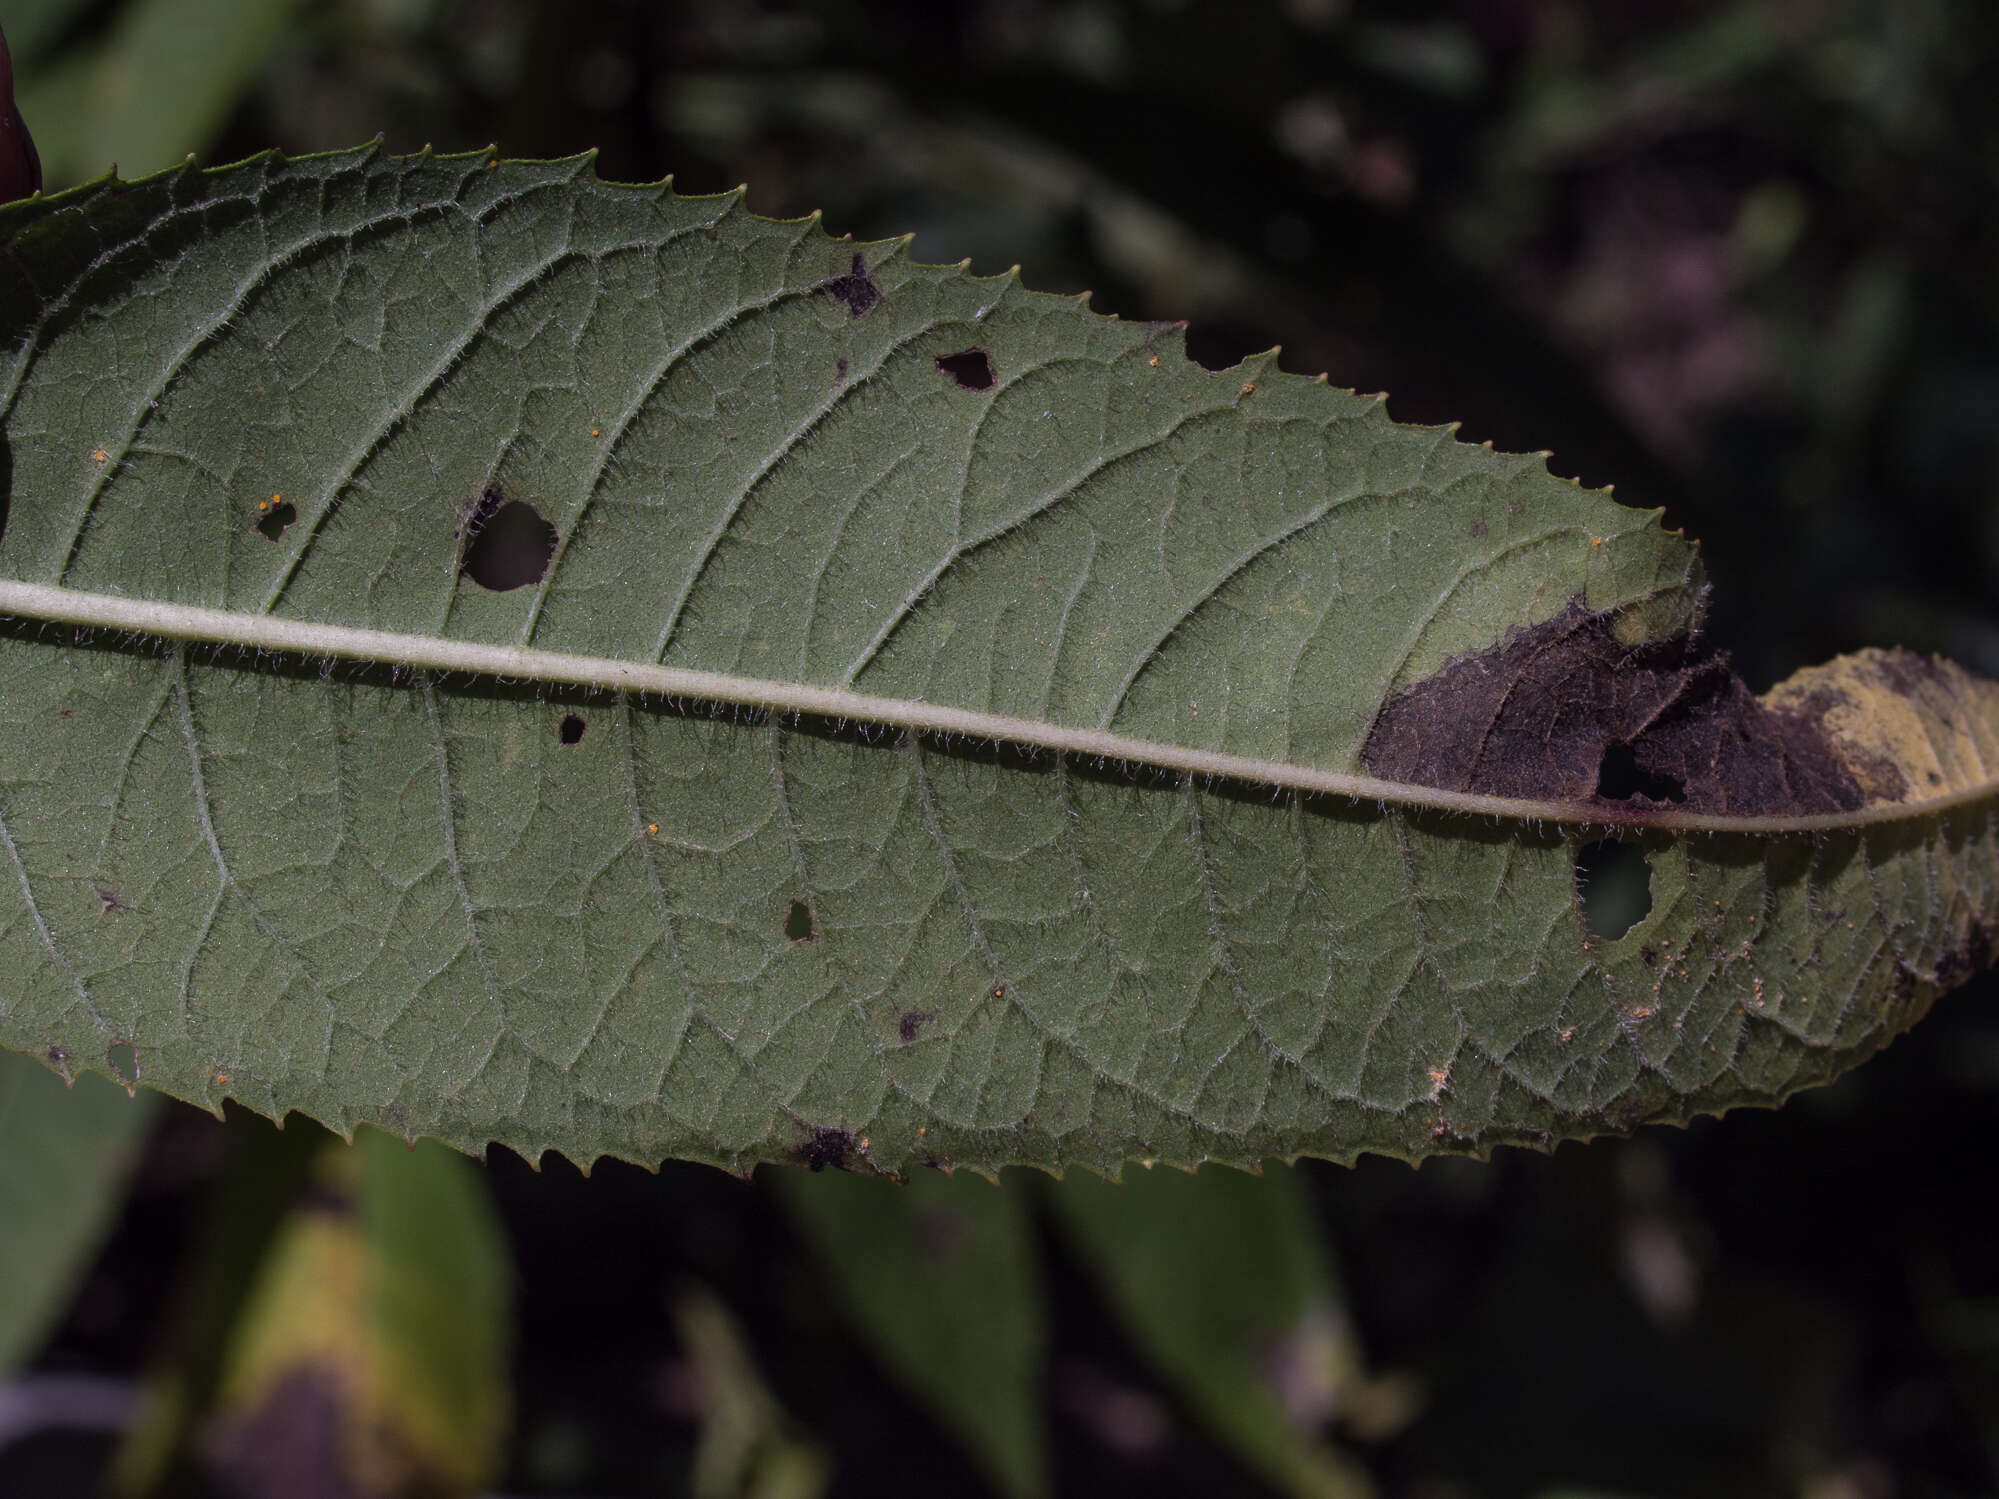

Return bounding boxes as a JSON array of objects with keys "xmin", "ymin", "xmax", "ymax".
[
  {"xmin": 819, "ymin": 254, "xmax": 880, "ymax": 318},
  {"xmin": 1361, "ymin": 599, "xmax": 1880, "ymax": 817}
]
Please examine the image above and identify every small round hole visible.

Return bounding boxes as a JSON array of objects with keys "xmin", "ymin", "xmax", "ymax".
[
  {"xmin": 559, "ymin": 714, "xmax": 586, "ymax": 745},
  {"xmin": 785, "ymin": 899, "xmax": 815, "ymax": 942},
  {"xmin": 1576, "ymin": 839, "xmax": 1654, "ymax": 942}
]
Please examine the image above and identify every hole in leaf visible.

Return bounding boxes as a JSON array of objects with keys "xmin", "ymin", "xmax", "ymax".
[
  {"xmin": 1595, "ymin": 742, "xmax": 1686, "ymax": 804},
  {"xmin": 935, "ymin": 349, "xmax": 995, "ymax": 390},
  {"xmin": 1576, "ymin": 839, "xmax": 1654, "ymax": 942},
  {"xmin": 559, "ymin": 714, "xmax": 586, "ymax": 745},
  {"xmin": 819, "ymin": 254, "xmax": 880, "ymax": 318},
  {"xmin": 255, "ymin": 499, "xmax": 297, "ymax": 541},
  {"xmin": 108, "ymin": 1042, "xmax": 139, "ymax": 1085},
  {"xmin": 785, "ymin": 899, "xmax": 815, "ymax": 942},
  {"xmin": 461, "ymin": 488, "xmax": 557, "ymax": 592}
]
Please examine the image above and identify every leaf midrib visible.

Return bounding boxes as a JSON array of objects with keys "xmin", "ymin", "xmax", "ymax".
[{"xmin": 0, "ymin": 578, "xmax": 1976, "ymax": 835}]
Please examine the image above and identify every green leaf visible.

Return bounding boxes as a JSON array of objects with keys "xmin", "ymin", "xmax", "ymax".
[
  {"xmin": 0, "ymin": 1049, "xmax": 157, "ymax": 1373},
  {"xmin": 0, "ymin": 147, "xmax": 1995, "ymax": 1176},
  {"xmin": 778, "ymin": 1166, "xmax": 1047, "ymax": 1497},
  {"xmin": 1049, "ymin": 1163, "xmax": 1374, "ymax": 1499}
]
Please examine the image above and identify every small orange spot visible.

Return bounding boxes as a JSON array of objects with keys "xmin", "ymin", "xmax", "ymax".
[
  {"xmin": 591, "ymin": 428, "xmax": 600, "ymax": 437},
  {"xmin": 918, "ymin": 1126, "xmax": 928, "ymax": 1136},
  {"xmin": 991, "ymin": 984, "xmax": 1006, "ymax": 1000},
  {"xmin": 1591, "ymin": 536, "xmax": 1604, "ymax": 547},
  {"xmin": 91, "ymin": 447, "xmax": 109, "ymax": 464},
  {"xmin": 1148, "ymin": 355, "xmax": 1160, "ymax": 367},
  {"xmin": 214, "ymin": 1073, "xmax": 229, "ymax": 1085},
  {"xmin": 1241, "ymin": 382, "xmax": 1256, "ymax": 395},
  {"xmin": 858, "ymin": 1137, "xmax": 870, "ymax": 1150},
  {"xmin": 646, "ymin": 823, "xmax": 659, "ymax": 837}
]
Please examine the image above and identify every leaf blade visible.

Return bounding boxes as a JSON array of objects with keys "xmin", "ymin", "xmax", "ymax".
[{"xmin": 0, "ymin": 149, "xmax": 1994, "ymax": 1175}]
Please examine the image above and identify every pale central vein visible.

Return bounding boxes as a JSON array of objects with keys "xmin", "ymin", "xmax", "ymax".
[{"xmin": 0, "ymin": 579, "xmax": 1983, "ymax": 835}]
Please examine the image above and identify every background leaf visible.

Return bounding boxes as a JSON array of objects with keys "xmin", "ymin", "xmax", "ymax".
[
  {"xmin": 116, "ymin": 1126, "xmax": 513, "ymax": 1498},
  {"xmin": 778, "ymin": 1165, "xmax": 1048, "ymax": 1498},
  {"xmin": 0, "ymin": 1050, "xmax": 156, "ymax": 1375},
  {"xmin": 15, "ymin": 0, "xmax": 305, "ymax": 190},
  {"xmin": 1049, "ymin": 1163, "xmax": 1375, "ymax": 1499}
]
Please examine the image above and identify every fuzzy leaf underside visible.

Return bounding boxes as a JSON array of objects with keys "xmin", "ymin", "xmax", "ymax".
[{"xmin": 0, "ymin": 147, "xmax": 1994, "ymax": 1175}]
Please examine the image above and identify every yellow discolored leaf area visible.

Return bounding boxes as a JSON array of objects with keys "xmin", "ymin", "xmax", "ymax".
[{"xmin": 1765, "ymin": 650, "xmax": 1999, "ymax": 814}]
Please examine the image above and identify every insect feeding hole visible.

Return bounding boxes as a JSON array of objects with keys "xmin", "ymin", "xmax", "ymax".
[
  {"xmin": 785, "ymin": 899, "xmax": 816, "ymax": 942},
  {"xmin": 1575, "ymin": 838, "xmax": 1654, "ymax": 942},
  {"xmin": 108, "ymin": 1042, "xmax": 140, "ymax": 1086},
  {"xmin": 461, "ymin": 487, "xmax": 557, "ymax": 592},
  {"xmin": 935, "ymin": 349, "xmax": 995, "ymax": 390},
  {"xmin": 255, "ymin": 496, "xmax": 297, "ymax": 541},
  {"xmin": 1595, "ymin": 741, "xmax": 1686, "ymax": 805},
  {"xmin": 559, "ymin": 714, "xmax": 586, "ymax": 746}
]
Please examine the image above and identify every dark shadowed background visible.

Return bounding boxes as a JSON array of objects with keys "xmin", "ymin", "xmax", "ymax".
[{"xmin": 7, "ymin": 2, "xmax": 1999, "ymax": 1496}]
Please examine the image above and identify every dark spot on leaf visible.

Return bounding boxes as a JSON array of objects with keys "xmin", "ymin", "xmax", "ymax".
[
  {"xmin": 1596, "ymin": 742, "xmax": 1686, "ymax": 804},
  {"xmin": 1933, "ymin": 919, "xmax": 1993, "ymax": 990},
  {"xmin": 108, "ymin": 1042, "xmax": 138, "ymax": 1085},
  {"xmin": 785, "ymin": 898, "xmax": 815, "ymax": 942},
  {"xmin": 254, "ymin": 499, "xmax": 297, "ymax": 541},
  {"xmin": 797, "ymin": 1126, "xmax": 854, "ymax": 1172},
  {"xmin": 47, "ymin": 1047, "xmax": 67, "ymax": 1066},
  {"xmin": 559, "ymin": 713, "xmax": 586, "ymax": 746},
  {"xmin": 1469, "ymin": 519, "xmax": 1488, "ymax": 538},
  {"xmin": 899, "ymin": 1009, "xmax": 935, "ymax": 1044},
  {"xmin": 836, "ymin": 357, "xmax": 849, "ymax": 383},
  {"xmin": 1362, "ymin": 599, "xmax": 1876, "ymax": 816},
  {"xmin": 95, "ymin": 885, "xmax": 131, "ymax": 914},
  {"xmin": 935, "ymin": 349, "xmax": 995, "ymax": 390},
  {"xmin": 461, "ymin": 486, "xmax": 557, "ymax": 592},
  {"xmin": 1640, "ymin": 947, "xmax": 1658, "ymax": 967},
  {"xmin": 820, "ymin": 254, "xmax": 880, "ymax": 317},
  {"xmin": 1575, "ymin": 839, "xmax": 1653, "ymax": 941}
]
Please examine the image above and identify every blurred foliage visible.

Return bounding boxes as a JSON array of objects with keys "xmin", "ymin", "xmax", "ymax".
[
  {"xmin": 4, "ymin": 1, "xmax": 1999, "ymax": 1496},
  {"xmin": 778, "ymin": 1166, "xmax": 1048, "ymax": 1497},
  {"xmin": 108, "ymin": 1122, "xmax": 512, "ymax": 1498},
  {"xmin": 0, "ymin": 1052, "xmax": 157, "ymax": 1375}
]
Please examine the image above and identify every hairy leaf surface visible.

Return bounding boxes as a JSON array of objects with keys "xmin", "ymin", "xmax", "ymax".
[{"xmin": 0, "ymin": 148, "xmax": 1994, "ymax": 1175}]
